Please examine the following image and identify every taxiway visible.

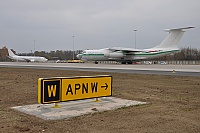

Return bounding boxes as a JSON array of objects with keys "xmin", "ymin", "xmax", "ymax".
[{"xmin": 0, "ymin": 62, "xmax": 199, "ymax": 77}]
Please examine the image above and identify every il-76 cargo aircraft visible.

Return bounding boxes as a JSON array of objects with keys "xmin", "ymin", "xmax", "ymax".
[
  {"xmin": 77, "ymin": 27, "xmax": 194, "ymax": 64},
  {"xmin": 7, "ymin": 48, "xmax": 48, "ymax": 62}
]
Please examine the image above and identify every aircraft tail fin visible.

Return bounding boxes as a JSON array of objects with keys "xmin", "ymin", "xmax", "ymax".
[
  {"xmin": 154, "ymin": 26, "xmax": 194, "ymax": 49},
  {"xmin": 7, "ymin": 48, "xmax": 16, "ymax": 57}
]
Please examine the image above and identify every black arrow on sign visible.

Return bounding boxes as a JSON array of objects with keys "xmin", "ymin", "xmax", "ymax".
[{"xmin": 101, "ymin": 83, "xmax": 108, "ymax": 90}]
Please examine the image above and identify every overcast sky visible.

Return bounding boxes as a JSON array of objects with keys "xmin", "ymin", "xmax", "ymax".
[{"xmin": 0, "ymin": 0, "xmax": 199, "ymax": 53}]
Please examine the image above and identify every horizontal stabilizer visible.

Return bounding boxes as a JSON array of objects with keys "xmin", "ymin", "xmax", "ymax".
[{"xmin": 165, "ymin": 26, "xmax": 195, "ymax": 32}]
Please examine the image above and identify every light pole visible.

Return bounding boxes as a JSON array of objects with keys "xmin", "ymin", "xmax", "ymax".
[
  {"xmin": 134, "ymin": 29, "xmax": 137, "ymax": 49},
  {"xmin": 73, "ymin": 36, "xmax": 75, "ymax": 60},
  {"xmin": 34, "ymin": 40, "xmax": 35, "ymax": 56}
]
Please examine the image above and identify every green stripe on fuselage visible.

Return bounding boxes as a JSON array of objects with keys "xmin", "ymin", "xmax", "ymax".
[
  {"xmin": 127, "ymin": 50, "xmax": 179, "ymax": 56},
  {"xmin": 82, "ymin": 54, "xmax": 104, "ymax": 56}
]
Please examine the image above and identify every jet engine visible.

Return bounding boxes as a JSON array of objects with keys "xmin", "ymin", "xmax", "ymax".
[{"xmin": 104, "ymin": 52, "xmax": 124, "ymax": 58}]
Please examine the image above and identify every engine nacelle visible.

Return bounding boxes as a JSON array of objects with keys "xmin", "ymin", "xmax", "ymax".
[{"xmin": 104, "ymin": 52, "xmax": 124, "ymax": 58}]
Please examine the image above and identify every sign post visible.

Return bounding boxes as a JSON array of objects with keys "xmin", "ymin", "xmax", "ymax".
[{"xmin": 38, "ymin": 75, "xmax": 112, "ymax": 104}]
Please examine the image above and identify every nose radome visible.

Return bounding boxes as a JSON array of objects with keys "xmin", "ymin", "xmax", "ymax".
[{"xmin": 76, "ymin": 54, "xmax": 81, "ymax": 59}]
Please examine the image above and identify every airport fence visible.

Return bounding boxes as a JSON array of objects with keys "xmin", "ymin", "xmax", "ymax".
[
  {"xmin": 165, "ymin": 60, "xmax": 200, "ymax": 65},
  {"xmin": 88, "ymin": 60, "xmax": 200, "ymax": 65},
  {"xmin": 142, "ymin": 60, "xmax": 200, "ymax": 65}
]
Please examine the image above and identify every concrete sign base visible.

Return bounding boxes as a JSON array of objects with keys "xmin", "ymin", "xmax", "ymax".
[{"xmin": 12, "ymin": 97, "xmax": 147, "ymax": 120}]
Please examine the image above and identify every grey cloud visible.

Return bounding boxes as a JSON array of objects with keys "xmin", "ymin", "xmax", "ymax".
[{"xmin": 0, "ymin": 0, "xmax": 199, "ymax": 53}]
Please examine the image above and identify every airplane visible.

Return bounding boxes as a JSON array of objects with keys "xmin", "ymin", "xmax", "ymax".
[
  {"xmin": 76, "ymin": 26, "xmax": 194, "ymax": 64},
  {"xmin": 7, "ymin": 48, "xmax": 48, "ymax": 62}
]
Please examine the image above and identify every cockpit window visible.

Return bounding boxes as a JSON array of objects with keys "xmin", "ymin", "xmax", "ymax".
[{"xmin": 82, "ymin": 51, "xmax": 86, "ymax": 54}]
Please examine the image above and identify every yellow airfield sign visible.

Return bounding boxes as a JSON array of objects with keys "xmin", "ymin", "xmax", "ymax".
[
  {"xmin": 61, "ymin": 76, "xmax": 111, "ymax": 101},
  {"xmin": 38, "ymin": 75, "xmax": 112, "ymax": 104}
]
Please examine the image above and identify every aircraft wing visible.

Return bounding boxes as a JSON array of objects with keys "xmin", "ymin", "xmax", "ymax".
[
  {"xmin": 108, "ymin": 47, "xmax": 147, "ymax": 53},
  {"xmin": 22, "ymin": 58, "xmax": 32, "ymax": 62}
]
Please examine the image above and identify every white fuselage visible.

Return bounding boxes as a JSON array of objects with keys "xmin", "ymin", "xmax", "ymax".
[
  {"xmin": 77, "ymin": 27, "xmax": 194, "ymax": 63},
  {"xmin": 77, "ymin": 48, "xmax": 179, "ymax": 62},
  {"xmin": 9, "ymin": 55, "xmax": 48, "ymax": 62}
]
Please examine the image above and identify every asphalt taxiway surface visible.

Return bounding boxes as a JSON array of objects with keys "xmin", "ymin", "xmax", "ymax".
[{"xmin": 0, "ymin": 62, "xmax": 200, "ymax": 77}]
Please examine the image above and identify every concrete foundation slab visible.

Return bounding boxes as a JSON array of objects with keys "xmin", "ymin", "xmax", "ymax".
[{"xmin": 11, "ymin": 97, "xmax": 146, "ymax": 120}]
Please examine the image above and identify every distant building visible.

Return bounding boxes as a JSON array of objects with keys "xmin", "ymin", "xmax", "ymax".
[
  {"xmin": 0, "ymin": 47, "xmax": 16, "ymax": 61},
  {"xmin": 0, "ymin": 47, "xmax": 8, "ymax": 61}
]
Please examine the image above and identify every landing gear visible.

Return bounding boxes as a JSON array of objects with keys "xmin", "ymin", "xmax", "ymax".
[
  {"xmin": 121, "ymin": 61, "xmax": 126, "ymax": 64},
  {"xmin": 95, "ymin": 61, "xmax": 98, "ymax": 64},
  {"xmin": 127, "ymin": 61, "xmax": 132, "ymax": 64},
  {"xmin": 121, "ymin": 61, "xmax": 132, "ymax": 64}
]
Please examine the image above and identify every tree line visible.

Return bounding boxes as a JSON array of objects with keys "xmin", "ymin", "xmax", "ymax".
[
  {"xmin": 158, "ymin": 47, "xmax": 200, "ymax": 61},
  {"xmin": 2, "ymin": 47, "xmax": 200, "ymax": 61}
]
